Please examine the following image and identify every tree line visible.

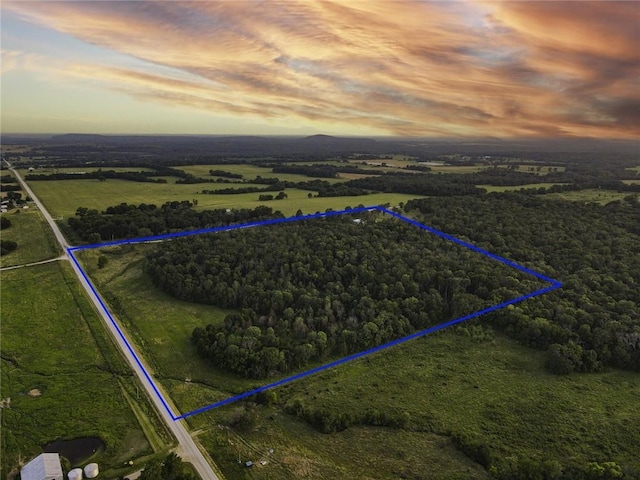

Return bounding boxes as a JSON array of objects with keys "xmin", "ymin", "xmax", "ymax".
[
  {"xmin": 26, "ymin": 169, "xmax": 168, "ymax": 183},
  {"xmin": 68, "ymin": 202, "xmax": 283, "ymax": 243}
]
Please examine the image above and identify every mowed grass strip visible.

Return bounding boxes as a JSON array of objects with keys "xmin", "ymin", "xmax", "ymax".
[
  {"xmin": 21, "ymin": 177, "xmax": 422, "ymax": 218},
  {"xmin": 0, "ymin": 262, "xmax": 170, "ymax": 476},
  {"xmin": 0, "ymin": 210, "xmax": 60, "ymax": 268}
]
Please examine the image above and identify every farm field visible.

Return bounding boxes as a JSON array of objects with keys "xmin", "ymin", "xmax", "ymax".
[
  {"xmin": 178, "ymin": 164, "xmax": 338, "ymax": 182},
  {"xmin": 0, "ymin": 210, "xmax": 60, "ymax": 268},
  {"xmin": 0, "ymin": 261, "xmax": 173, "ymax": 480},
  {"xmin": 72, "ymin": 242, "xmax": 640, "ymax": 479},
  {"xmin": 178, "ymin": 163, "xmax": 367, "ymax": 183},
  {"xmin": 625, "ymin": 166, "xmax": 640, "ymax": 174},
  {"xmin": 622, "ymin": 179, "xmax": 640, "ymax": 185},
  {"xmin": 19, "ymin": 177, "xmax": 422, "ymax": 218},
  {"xmin": 544, "ymin": 189, "xmax": 633, "ymax": 205},
  {"xmin": 476, "ymin": 183, "xmax": 567, "ymax": 193}
]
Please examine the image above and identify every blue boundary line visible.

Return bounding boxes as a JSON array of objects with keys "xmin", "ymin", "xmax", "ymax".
[
  {"xmin": 67, "ymin": 250, "xmax": 178, "ymax": 419},
  {"xmin": 68, "ymin": 205, "xmax": 562, "ymax": 421}
]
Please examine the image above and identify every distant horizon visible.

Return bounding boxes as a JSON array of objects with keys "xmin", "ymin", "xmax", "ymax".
[
  {"xmin": 2, "ymin": 132, "xmax": 639, "ymax": 143},
  {"xmin": 2, "ymin": 2, "xmax": 638, "ymax": 139}
]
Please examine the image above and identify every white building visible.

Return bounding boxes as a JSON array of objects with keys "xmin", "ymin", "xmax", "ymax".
[{"xmin": 20, "ymin": 453, "xmax": 63, "ymax": 480}]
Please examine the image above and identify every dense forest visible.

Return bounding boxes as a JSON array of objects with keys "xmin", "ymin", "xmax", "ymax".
[
  {"xmin": 405, "ymin": 194, "xmax": 640, "ymax": 373},
  {"xmin": 144, "ymin": 214, "xmax": 543, "ymax": 378}
]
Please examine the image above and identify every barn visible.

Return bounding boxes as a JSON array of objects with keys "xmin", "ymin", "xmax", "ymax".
[{"xmin": 20, "ymin": 453, "xmax": 64, "ymax": 480}]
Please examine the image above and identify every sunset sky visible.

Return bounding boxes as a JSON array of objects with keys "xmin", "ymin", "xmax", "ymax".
[{"xmin": 1, "ymin": 1, "xmax": 638, "ymax": 138}]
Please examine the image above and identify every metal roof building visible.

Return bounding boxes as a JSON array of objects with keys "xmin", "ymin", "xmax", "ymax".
[{"xmin": 20, "ymin": 453, "xmax": 63, "ymax": 480}]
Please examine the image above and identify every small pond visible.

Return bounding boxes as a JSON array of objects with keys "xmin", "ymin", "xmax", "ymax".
[{"xmin": 43, "ymin": 437, "xmax": 106, "ymax": 466}]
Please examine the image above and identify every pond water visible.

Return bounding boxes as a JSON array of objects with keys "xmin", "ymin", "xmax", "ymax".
[{"xmin": 43, "ymin": 437, "xmax": 105, "ymax": 466}]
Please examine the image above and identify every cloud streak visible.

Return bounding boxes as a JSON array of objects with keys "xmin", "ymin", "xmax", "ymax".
[{"xmin": 3, "ymin": 0, "xmax": 639, "ymax": 137}]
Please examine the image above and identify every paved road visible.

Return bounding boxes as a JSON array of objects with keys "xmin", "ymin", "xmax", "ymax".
[{"xmin": 10, "ymin": 165, "xmax": 221, "ymax": 480}]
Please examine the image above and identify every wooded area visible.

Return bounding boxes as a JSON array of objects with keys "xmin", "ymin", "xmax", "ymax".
[
  {"xmin": 144, "ymin": 213, "xmax": 542, "ymax": 378},
  {"xmin": 405, "ymin": 194, "xmax": 640, "ymax": 373}
]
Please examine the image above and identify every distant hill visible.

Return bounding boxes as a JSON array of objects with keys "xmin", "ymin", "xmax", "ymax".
[
  {"xmin": 296, "ymin": 134, "xmax": 377, "ymax": 150},
  {"xmin": 302, "ymin": 134, "xmax": 337, "ymax": 141}
]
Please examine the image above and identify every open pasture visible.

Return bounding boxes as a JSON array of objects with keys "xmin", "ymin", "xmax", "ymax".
[
  {"xmin": 0, "ymin": 262, "xmax": 172, "ymax": 479},
  {"xmin": 178, "ymin": 164, "xmax": 353, "ymax": 183},
  {"xmin": 21, "ymin": 177, "xmax": 422, "ymax": 218},
  {"xmin": 0, "ymin": 210, "xmax": 60, "ymax": 268}
]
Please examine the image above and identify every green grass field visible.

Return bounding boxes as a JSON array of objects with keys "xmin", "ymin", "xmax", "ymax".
[
  {"xmin": 179, "ymin": 163, "xmax": 375, "ymax": 183},
  {"xmin": 476, "ymin": 183, "xmax": 567, "ymax": 193},
  {"xmin": 0, "ymin": 262, "xmax": 173, "ymax": 479},
  {"xmin": 624, "ymin": 166, "xmax": 640, "ymax": 174},
  {"xmin": 0, "ymin": 210, "xmax": 60, "ymax": 268},
  {"xmin": 545, "ymin": 189, "xmax": 633, "ymax": 205},
  {"xmin": 622, "ymin": 179, "xmax": 640, "ymax": 185},
  {"xmin": 20, "ymin": 177, "xmax": 422, "ymax": 218}
]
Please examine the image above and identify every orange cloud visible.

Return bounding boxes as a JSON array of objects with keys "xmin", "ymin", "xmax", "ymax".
[{"xmin": 3, "ymin": 0, "xmax": 638, "ymax": 137}]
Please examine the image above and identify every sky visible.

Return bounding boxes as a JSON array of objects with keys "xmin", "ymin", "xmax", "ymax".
[{"xmin": 1, "ymin": 1, "xmax": 638, "ymax": 138}]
